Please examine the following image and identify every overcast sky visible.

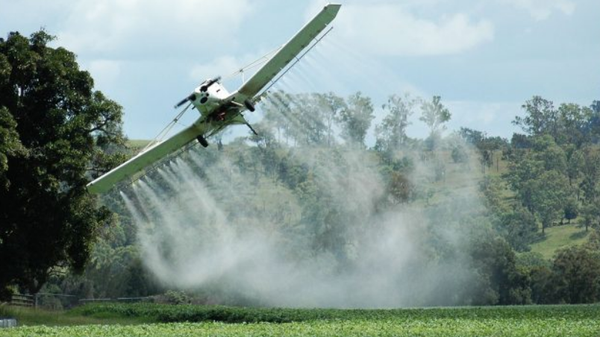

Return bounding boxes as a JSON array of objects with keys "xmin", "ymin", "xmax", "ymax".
[{"xmin": 1, "ymin": 0, "xmax": 599, "ymax": 143}]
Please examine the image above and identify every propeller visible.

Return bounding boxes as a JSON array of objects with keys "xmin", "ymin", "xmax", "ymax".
[
  {"xmin": 173, "ymin": 76, "xmax": 222, "ymax": 109},
  {"xmin": 174, "ymin": 93, "xmax": 195, "ymax": 109},
  {"xmin": 200, "ymin": 76, "xmax": 221, "ymax": 92}
]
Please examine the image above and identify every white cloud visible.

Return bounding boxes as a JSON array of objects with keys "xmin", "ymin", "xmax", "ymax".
[
  {"xmin": 190, "ymin": 56, "xmax": 244, "ymax": 82},
  {"xmin": 55, "ymin": 0, "xmax": 253, "ymax": 60},
  {"xmin": 86, "ymin": 59, "xmax": 122, "ymax": 88},
  {"xmin": 500, "ymin": 0, "xmax": 576, "ymax": 21},
  {"xmin": 308, "ymin": 2, "xmax": 494, "ymax": 56}
]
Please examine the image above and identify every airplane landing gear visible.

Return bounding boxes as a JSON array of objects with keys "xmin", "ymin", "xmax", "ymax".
[
  {"xmin": 197, "ymin": 135, "xmax": 209, "ymax": 147},
  {"xmin": 244, "ymin": 99, "xmax": 256, "ymax": 112}
]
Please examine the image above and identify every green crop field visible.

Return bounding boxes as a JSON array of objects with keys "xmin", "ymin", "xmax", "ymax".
[{"xmin": 2, "ymin": 303, "xmax": 600, "ymax": 336}]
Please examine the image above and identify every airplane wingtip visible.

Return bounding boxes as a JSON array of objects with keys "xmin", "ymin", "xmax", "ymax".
[{"xmin": 324, "ymin": 3, "xmax": 342, "ymax": 18}]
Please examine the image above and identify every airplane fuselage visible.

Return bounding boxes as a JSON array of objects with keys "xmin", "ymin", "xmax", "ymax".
[{"xmin": 190, "ymin": 81, "xmax": 231, "ymax": 115}]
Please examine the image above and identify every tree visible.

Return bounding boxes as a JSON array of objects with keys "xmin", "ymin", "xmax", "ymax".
[
  {"xmin": 498, "ymin": 205, "xmax": 538, "ymax": 252},
  {"xmin": 420, "ymin": 95, "xmax": 451, "ymax": 137},
  {"xmin": 451, "ymin": 143, "xmax": 469, "ymax": 164},
  {"xmin": 0, "ymin": 31, "xmax": 125, "ymax": 299},
  {"xmin": 337, "ymin": 92, "xmax": 374, "ymax": 147},
  {"xmin": 505, "ymin": 155, "xmax": 543, "ymax": 214},
  {"xmin": 459, "ymin": 127, "xmax": 485, "ymax": 146},
  {"xmin": 459, "ymin": 127, "xmax": 508, "ymax": 173},
  {"xmin": 532, "ymin": 136, "xmax": 566, "ymax": 173},
  {"xmin": 550, "ymin": 246, "xmax": 600, "ymax": 303},
  {"xmin": 565, "ymin": 147, "xmax": 584, "ymax": 187},
  {"xmin": 557, "ymin": 103, "xmax": 589, "ymax": 147},
  {"xmin": 580, "ymin": 203, "xmax": 600, "ymax": 232},
  {"xmin": 386, "ymin": 171, "xmax": 412, "ymax": 205},
  {"xmin": 562, "ymin": 197, "xmax": 579, "ymax": 224},
  {"xmin": 316, "ymin": 92, "xmax": 345, "ymax": 147},
  {"xmin": 0, "ymin": 106, "xmax": 23, "ymax": 189},
  {"xmin": 579, "ymin": 148, "xmax": 600, "ymax": 204},
  {"xmin": 294, "ymin": 93, "xmax": 328, "ymax": 146},
  {"xmin": 513, "ymin": 96, "xmax": 558, "ymax": 138},
  {"xmin": 375, "ymin": 93, "xmax": 416, "ymax": 152},
  {"xmin": 262, "ymin": 90, "xmax": 296, "ymax": 145},
  {"xmin": 530, "ymin": 170, "xmax": 570, "ymax": 234},
  {"xmin": 468, "ymin": 234, "xmax": 531, "ymax": 305},
  {"xmin": 589, "ymin": 100, "xmax": 600, "ymax": 142},
  {"xmin": 505, "ymin": 136, "xmax": 571, "ymax": 223}
]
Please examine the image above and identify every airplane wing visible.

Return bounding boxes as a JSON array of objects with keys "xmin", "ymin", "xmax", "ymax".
[
  {"xmin": 87, "ymin": 124, "xmax": 206, "ymax": 194},
  {"xmin": 233, "ymin": 3, "xmax": 341, "ymax": 102}
]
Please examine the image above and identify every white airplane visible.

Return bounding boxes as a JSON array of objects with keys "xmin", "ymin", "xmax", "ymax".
[{"xmin": 87, "ymin": 4, "xmax": 341, "ymax": 194}]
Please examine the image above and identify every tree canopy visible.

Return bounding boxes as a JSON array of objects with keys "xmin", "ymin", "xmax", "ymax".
[{"xmin": 0, "ymin": 30, "xmax": 125, "ymax": 299}]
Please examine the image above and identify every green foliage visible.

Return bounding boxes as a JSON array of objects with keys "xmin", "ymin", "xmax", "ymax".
[
  {"xmin": 375, "ymin": 93, "xmax": 416, "ymax": 152},
  {"xmin": 0, "ymin": 106, "xmax": 24, "ymax": 189},
  {"xmin": 580, "ymin": 203, "xmax": 600, "ymax": 231},
  {"xmin": 67, "ymin": 302, "xmax": 600, "ymax": 323},
  {"xmin": 563, "ymin": 197, "xmax": 579, "ymax": 224},
  {"xmin": 0, "ymin": 30, "xmax": 125, "ymax": 299},
  {"xmin": 163, "ymin": 290, "xmax": 192, "ymax": 305},
  {"xmin": 459, "ymin": 128, "xmax": 508, "ymax": 172},
  {"xmin": 451, "ymin": 143, "xmax": 469, "ymax": 163},
  {"xmin": 420, "ymin": 96, "xmax": 451, "ymax": 138},
  {"xmin": 549, "ymin": 245, "xmax": 600, "ymax": 303},
  {"xmin": 530, "ymin": 170, "xmax": 570, "ymax": 233},
  {"xmin": 337, "ymin": 92, "xmax": 374, "ymax": 147},
  {"xmin": 513, "ymin": 96, "xmax": 599, "ymax": 148},
  {"xmin": 5, "ymin": 304, "xmax": 600, "ymax": 336},
  {"xmin": 468, "ymin": 233, "xmax": 532, "ymax": 305},
  {"xmin": 579, "ymin": 147, "xmax": 600, "ymax": 203},
  {"xmin": 514, "ymin": 96, "xmax": 559, "ymax": 138},
  {"xmin": 385, "ymin": 171, "xmax": 413, "ymax": 204},
  {"xmin": 497, "ymin": 205, "xmax": 538, "ymax": 252}
]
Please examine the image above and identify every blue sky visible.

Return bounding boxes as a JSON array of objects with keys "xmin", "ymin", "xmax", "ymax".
[{"xmin": 1, "ymin": 0, "xmax": 599, "ymax": 143}]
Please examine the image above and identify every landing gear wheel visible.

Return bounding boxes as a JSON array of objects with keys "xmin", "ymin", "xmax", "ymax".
[
  {"xmin": 244, "ymin": 99, "xmax": 256, "ymax": 112},
  {"xmin": 196, "ymin": 135, "xmax": 209, "ymax": 147}
]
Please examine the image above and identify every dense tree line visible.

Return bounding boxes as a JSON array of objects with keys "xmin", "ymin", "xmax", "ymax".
[
  {"xmin": 2, "ymin": 30, "xmax": 600, "ymax": 306},
  {"xmin": 61, "ymin": 91, "xmax": 598, "ymax": 306}
]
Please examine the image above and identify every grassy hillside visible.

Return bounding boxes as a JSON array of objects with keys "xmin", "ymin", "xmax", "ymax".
[
  {"xmin": 480, "ymin": 150, "xmax": 591, "ymax": 259},
  {"xmin": 530, "ymin": 225, "xmax": 591, "ymax": 259}
]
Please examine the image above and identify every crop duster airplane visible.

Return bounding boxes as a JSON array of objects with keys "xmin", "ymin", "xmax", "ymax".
[{"xmin": 87, "ymin": 4, "xmax": 341, "ymax": 194}]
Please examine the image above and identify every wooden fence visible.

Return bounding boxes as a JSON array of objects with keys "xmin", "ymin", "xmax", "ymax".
[{"xmin": 9, "ymin": 294, "xmax": 34, "ymax": 307}]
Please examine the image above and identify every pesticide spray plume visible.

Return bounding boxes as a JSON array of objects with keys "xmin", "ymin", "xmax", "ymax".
[
  {"xmin": 119, "ymin": 140, "xmax": 484, "ymax": 307},
  {"xmin": 115, "ymin": 38, "xmax": 488, "ymax": 308}
]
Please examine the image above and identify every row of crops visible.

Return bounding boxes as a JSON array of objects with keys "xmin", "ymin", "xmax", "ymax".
[
  {"xmin": 69, "ymin": 302, "xmax": 600, "ymax": 322},
  {"xmin": 5, "ymin": 318, "xmax": 600, "ymax": 337},
  {"xmin": 2, "ymin": 303, "xmax": 600, "ymax": 336}
]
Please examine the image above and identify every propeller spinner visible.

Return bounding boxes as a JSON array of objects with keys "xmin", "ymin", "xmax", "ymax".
[{"xmin": 174, "ymin": 76, "xmax": 222, "ymax": 109}]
